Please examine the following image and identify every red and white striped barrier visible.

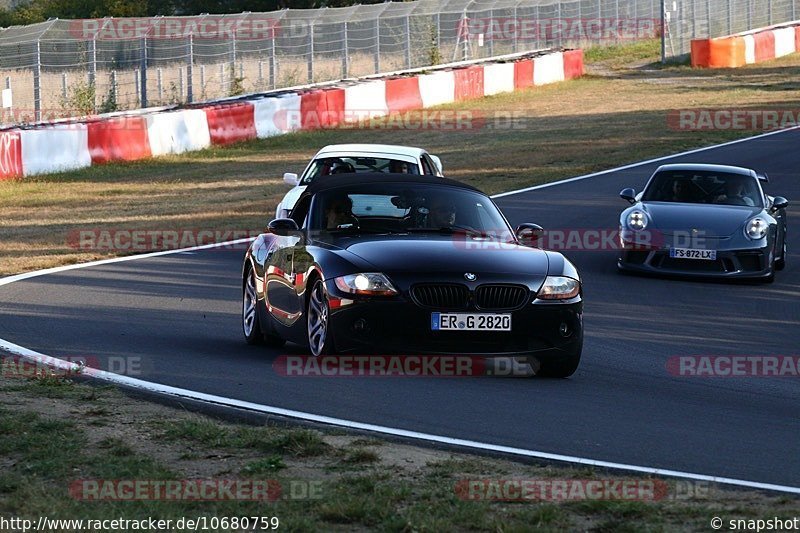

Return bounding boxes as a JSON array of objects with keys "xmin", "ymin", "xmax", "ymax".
[
  {"xmin": 691, "ymin": 21, "xmax": 800, "ymax": 68},
  {"xmin": 483, "ymin": 63, "xmax": 516, "ymax": 96},
  {"xmin": 20, "ymin": 125, "xmax": 91, "ymax": 176},
  {"xmin": 0, "ymin": 48, "xmax": 583, "ymax": 180},
  {"xmin": 0, "ymin": 130, "xmax": 23, "ymax": 179},
  {"xmin": 252, "ymin": 93, "xmax": 302, "ymax": 138},
  {"xmin": 146, "ymin": 109, "xmax": 211, "ymax": 156}
]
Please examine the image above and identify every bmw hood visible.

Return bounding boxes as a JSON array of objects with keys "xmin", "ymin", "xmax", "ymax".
[
  {"xmin": 334, "ymin": 235, "xmax": 551, "ymax": 277},
  {"xmin": 640, "ymin": 203, "xmax": 761, "ymax": 238}
]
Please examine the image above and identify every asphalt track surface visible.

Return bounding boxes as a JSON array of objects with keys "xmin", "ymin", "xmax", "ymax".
[{"xmin": 1, "ymin": 130, "xmax": 798, "ymax": 488}]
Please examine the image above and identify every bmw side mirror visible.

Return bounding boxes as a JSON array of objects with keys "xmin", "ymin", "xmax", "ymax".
[
  {"xmin": 283, "ymin": 172, "xmax": 299, "ymax": 186},
  {"xmin": 771, "ymin": 196, "xmax": 789, "ymax": 211},
  {"xmin": 268, "ymin": 218, "xmax": 300, "ymax": 236},
  {"xmin": 515, "ymin": 223, "xmax": 544, "ymax": 247},
  {"xmin": 620, "ymin": 187, "xmax": 637, "ymax": 204}
]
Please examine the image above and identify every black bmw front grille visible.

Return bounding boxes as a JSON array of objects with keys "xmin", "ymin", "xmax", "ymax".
[
  {"xmin": 410, "ymin": 283, "xmax": 529, "ymax": 310},
  {"xmin": 475, "ymin": 284, "xmax": 529, "ymax": 310},
  {"xmin": 411, "ymin": 284, "xmax": 469, "ymax": 309}
]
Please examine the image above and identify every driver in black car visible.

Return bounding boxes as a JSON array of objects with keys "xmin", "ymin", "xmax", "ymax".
[
  {"xmin": 429, "ymin": 201, "xmax": 457, "ymax": 228},
  {"xmin": 324, "ymin": 194, "xmax": 357, "ymax": 229}
]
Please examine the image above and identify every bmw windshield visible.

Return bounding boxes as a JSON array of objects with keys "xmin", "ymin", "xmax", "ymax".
[{"xmin": 309, "ymin": 183, "xmax": 515, "ymax": 241}]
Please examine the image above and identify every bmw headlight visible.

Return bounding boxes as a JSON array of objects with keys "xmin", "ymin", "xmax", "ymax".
[
  {"xmin": 626, "ymin": 210, "xmax": 648, "ymax": 231},
  {"xmin": 334, "ymin": 273, "xmax": 398, "ymax": 296},
  {"xmin": 536, "ymin": 276, "xmax": 581, "ymax": 300},
  {"xmin": 745, "ymin": 217, "xmax": 768, "ymax": 240}
]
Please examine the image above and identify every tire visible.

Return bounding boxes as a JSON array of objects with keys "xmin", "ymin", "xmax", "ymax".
[
  {"xmin": 775, "ymin": 241, "xmax": 787, "ymax": 271},
  {"xmin": 243, "ymin": 268, "xmax": 264, "ymax": 345},
  {"xmin": 306, "ymin": 279, "xmax": 335, "ymax": 356},
  {"xmin": 243, "ymin": 268, "xmax": 286, "ymax": 347},
  {"xmin": 534, "ymin": 351, "xmax": 582, "ymax": 378}
]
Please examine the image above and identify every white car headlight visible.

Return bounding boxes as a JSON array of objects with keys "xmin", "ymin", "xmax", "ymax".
[
  {"xmin": 536, "ymin": 276, "xmax": 581, "ymax": 300},
  {"xmin": 745, "ymin": 217, "xmax": 768, "ymax": 240},
  {"xmin": 626, "ymin": 210, "xmax": 648, "ymax": 231},
  {"xmin": 334, "ymin": 273, "xmax": 398, "ymax": 296}
]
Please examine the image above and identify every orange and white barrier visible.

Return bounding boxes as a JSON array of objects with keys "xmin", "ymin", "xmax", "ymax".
[{"xmin": 691, "ymin": 21, "xmax": 800, "ymax": 68}]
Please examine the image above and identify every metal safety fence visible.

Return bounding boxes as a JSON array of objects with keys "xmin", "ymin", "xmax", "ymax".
[{"xmin": 0, "ymin": 0, "xmax": 794, "ymax": 125}]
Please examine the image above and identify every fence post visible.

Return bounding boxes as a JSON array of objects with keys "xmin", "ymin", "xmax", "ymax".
[
  {"xmin": 405, "ymin": 15, "xmax": 412, "ymax": 68},
  {"xmin": 308, "ymin": 21, "xmax": 315, "ymax": 83},
  {"xmin": 135, "ymin": 69, "xmax": 140, "ymax": 106},
  {"xmin": 768, "ymin": 0, "xmax": 773, "ymax": 25},
  {"xmin": 231, "ymin": 27, "xmax": 238, "ymax": 86},
  {"xmin": 139, "ymin": 36, "xmax": 148, "ymax": 109},
  {"xmin": 61, "ymin": 73, "xmax": 68, "ymax": 100},
  {"xmin": 187, "ymin": 33, "xmax": 194, "ymax": 103},
  {"xmin": 727, "ymin": 0, "xmax": 732, "ymax": 34},
  {"xmin": 200, "ymin": 65, "xmax": 206, "ymax": 98},
  {"xmin": 110, "ymin": 70, "xmax": 117, "ymax": 106},
  {"xmin": 342, "ymin": 21, "xmax": 349, "ymax": 77},
  {"xmin": 374, "ymin": 18, "xmax": 380, "ymax": 73},
  {"xmin": 556, "ymin": 2, "xmax": 562, "ymax": 48},
  {"xmin": 157, "ymin": 68, "xmax": 163, "ymax": 101},
  {"xmin": 512, "ymin": 6, "xmax": 518, "ymax": 53},
  {"xmin": 660, "ymin": 0, "xmax": 666, "ymax": 63},
  {"xmin": 270, "ymin": 34, "xmax": 277, "ymax": 89},
  {"xmin": 435, "ymin": 12, "xmax": 441, "ymax": 57},
  {"xmin": 488, "ymin": 9, "xmax": 494, "ymax": 57},
  {"xmin": 89, "ymin": 38, "xmax": 97, "ymax": 111},
  {"xmin": 34, "ymin": 39, "xmax": 41, "ymax": 122}
]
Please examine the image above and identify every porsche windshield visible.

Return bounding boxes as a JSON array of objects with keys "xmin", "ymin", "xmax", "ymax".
[
  {"xmin": 642, "ymin": 170, "xmax": 763, "ymax": 207},
  {"xmin": 309, "ymin": 183, "xmax": 513, "ymax": 239}
]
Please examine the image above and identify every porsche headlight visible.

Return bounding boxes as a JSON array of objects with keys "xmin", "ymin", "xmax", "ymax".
[
  {"xmin": 745, "ymin": 217, "xmax": 768, "ymax": 240},
  {"xmin": 334, "ymin": 273, "xmax": 398, "ymax": 296},
  {"xmin": 536, "ymin": 276, "xmax": 581, "ymax": 300},
  {"xmin": 626, "ymin": 210, "xmax": 648, "ymax": 231}
]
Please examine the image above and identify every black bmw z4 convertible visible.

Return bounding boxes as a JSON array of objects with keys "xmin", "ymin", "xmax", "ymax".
[{"xmin": 242, "ymin": 173, "xmax": 583, "ymax": 377}]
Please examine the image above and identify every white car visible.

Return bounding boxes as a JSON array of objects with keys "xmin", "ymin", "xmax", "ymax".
[{"xmin": 275, "ymin": 144, "xmax": 444, "ymax": 218}]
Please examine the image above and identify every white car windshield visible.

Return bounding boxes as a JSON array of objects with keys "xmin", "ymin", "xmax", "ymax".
[{"xmin": 300, "ymin": 156, "xmax": 420, "ymax": 184}]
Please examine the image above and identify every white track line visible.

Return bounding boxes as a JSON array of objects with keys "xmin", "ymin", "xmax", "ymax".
[
  {"xmin": 2, "ymin": 126, "xmax": 800, "ymax": 494},
  {"xmin": 492, "ymin": 124, "xmax": 800, "ymax": 198},
  {"xmin": 1, "ymin": 336, "xmax": 798, "ymax": 494}
]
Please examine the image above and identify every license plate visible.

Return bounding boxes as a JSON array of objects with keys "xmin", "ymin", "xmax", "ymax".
[
  {"xmin": 431, "ymin": 312, "xmax": 511, "ymax": 331},
  {"xmin": 670, "ymin": 247, "xmax": 717, "ymax": 260}
]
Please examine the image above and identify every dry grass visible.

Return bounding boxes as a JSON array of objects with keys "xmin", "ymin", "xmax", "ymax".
[{"xmin": 3, "ymin": 40, "xmax": 800, "ymax": 275}]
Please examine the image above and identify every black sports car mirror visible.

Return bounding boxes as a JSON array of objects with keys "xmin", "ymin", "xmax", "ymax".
[
  {"xmin": 515, "ymin": 223, "xmax": 544, "ymax": 247},
  {"xmin": 620, "ymin": 188, "xmax": 637, "ymax": 204},
  {"xmin": 771, "ymin": 196, "xmax": 789, "ymax": 212},
  {"xmin": 268, "ymin": 218, "xmax": 300, "ymax": 236}
]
